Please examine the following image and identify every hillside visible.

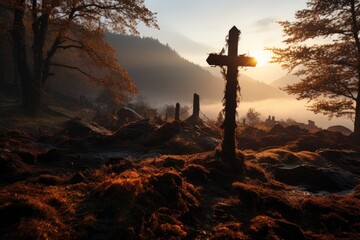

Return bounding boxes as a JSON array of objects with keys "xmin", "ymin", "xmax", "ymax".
[
  {"xmin": 271, "ymin": 74, "xmax": 300, "ymax": 88},
  {"xmin": 106, "ymin": 33, "xmax": 288, "ymax": 105},
  {"xmin": 204, "ymin": 67, "xmax": 288, "ymax": 101},
  {"xmin": 106, "ymin": 33, "xmax": 222, "ymax": 105}
]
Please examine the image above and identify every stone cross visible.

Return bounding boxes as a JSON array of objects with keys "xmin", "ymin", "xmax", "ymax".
[{"xmin": 207, "ymin": 26, "xmax": 256, "ymax": 164}]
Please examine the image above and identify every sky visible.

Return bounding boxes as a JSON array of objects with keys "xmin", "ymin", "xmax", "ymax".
[
  {"xmin": 139, "ymin": 0, "xmax": 308, "ymax": 83},
  {"xmin": 136, "ymin": 0, "xmax": 354, "ymax": 129}
]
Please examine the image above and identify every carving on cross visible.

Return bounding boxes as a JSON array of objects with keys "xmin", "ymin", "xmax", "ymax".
[{"xmin": 206, "ymin": 26, "xmax": 257, "ymax": 167}]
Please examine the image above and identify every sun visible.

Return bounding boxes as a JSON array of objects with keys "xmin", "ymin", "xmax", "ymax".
[{"xmin": 252, "ymin": 50, "xmax": 272, "ymax": 66}]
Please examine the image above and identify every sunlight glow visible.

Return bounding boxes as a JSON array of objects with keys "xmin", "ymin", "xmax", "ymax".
[{"xmin": 252, "ymin": 50, "xmax": 272, "ymax": 66}]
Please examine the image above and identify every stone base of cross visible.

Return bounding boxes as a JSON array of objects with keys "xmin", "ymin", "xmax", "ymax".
[{"xmin": 207, "ymin": 26, "xmax": 256, "ymax": 167}]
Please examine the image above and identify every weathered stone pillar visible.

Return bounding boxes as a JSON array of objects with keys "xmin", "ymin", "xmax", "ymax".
[
  {"xmin": 193, "ymin": 93, "xmax": 200, "ymax": 119},
  {"xmin": 175, "ymin": 103, "xmax": 180, "ymax": 121}
]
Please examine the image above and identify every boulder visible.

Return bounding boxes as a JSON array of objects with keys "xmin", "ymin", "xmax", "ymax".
[
  {"xmin": 117, "ymin": 107, "xmax": 143, "ymax": 126},
  {"xmin": 113, "ymin": 119, "xmax": 156, "ymax": 141},
  {"xmin": 273, "ymin": 164, "xmax": 360, "ymax": 192},
  {"xmin": 327, "ymin": 125, "xmax": 352, "ymax": 136},
  {"xmin": 60, "ymin": 118, "xmax": 112, "ymax": 138}
]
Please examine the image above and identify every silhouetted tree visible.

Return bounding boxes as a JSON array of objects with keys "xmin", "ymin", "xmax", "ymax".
[
  {"xmin": 286, "ymin": 118, "xmax": 297, "ymax": 125},
  {"xmin": 0, "ymin": 0, "xmax": 158, "ymax": 116},
  {"xmin": 246, "ymin": 108, "xmax": 261, "ymax": 125},
  {"xmin": 217, "ymin": 110, "xmax": 224, "ymax": 126},
  {"xmin": 270, "ymin": 0, "xmax": 360, "ymax": 139}
]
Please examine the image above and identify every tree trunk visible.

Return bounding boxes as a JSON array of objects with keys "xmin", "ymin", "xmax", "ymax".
[
  {"xmin": 10, "ymin": 2, "xmax": 33, "ymax": 114},
  {"xmin": 13, "ymin": 53, "xmax": 18, "ymax": 85},
  {"xmin": 0, "ymin": 34, "xmax": 5, "ymax": 83},
  {"xmin": 30, "ymin": 9, "xmax": 49, "ymax": 115},
  {"xmin": 350, "ymin": 0, "xmax": 360, "ymax": 139},
  {"xmin": 0, "ymin": 7, "xmax": 7, "ymax": 83},
  {"xmin": 9, "ymin": 1, "xmax": 50, "ymax": 116},
  {"xmin": 354, "ymin": 95, "xmax": 360, "ymax": 139}
]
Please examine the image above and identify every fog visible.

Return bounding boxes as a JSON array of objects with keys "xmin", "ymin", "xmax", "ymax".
[{"xmin": 200, "ymin": 98, "xmax": 354, "ymax": 130}]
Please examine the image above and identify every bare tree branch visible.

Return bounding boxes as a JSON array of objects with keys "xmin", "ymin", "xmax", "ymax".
[{"xmin": 50, "ymin": 62, "xmax": 96, "ymax": 80}]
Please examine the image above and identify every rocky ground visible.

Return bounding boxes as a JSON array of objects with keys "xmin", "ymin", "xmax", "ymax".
[{"xmin": 0, "ymin": 118, "xmax": 360, "ymax": 239}]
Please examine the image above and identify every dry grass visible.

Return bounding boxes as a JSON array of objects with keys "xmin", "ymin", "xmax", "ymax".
[
  {"xmin": 1, "ymin": 150, "xmax": 360, "ymax": 239},
  {"xmin": 0, "ymin": 121, "xmax": 359, "ymax": 239}
]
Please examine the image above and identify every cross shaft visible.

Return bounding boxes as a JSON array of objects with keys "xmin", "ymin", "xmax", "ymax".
[{"xmin": 206, "ymin": 26, "xmax": 256, "ymax": 165}]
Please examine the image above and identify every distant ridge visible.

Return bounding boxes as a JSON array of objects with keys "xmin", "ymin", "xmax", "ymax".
[
  {"xmin": 106, "ymin": 33, "xmax": 289, "ymax": 105},
  {"xmin": 271, "ymin": 74, "xmax": 300, "ymax": 88},
  {"xmin": 107, "ymin": 33, "xmax": 222, "ymax": 105}
]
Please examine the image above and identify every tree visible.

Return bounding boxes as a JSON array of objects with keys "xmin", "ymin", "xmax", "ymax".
[
  {"xmin": 269, "ymin": 0, "xmax": 360, "ymax": 139},
  {"xmin": 0, "ymin": 0, "xmax": 158, "ymax": 116},
  {"xmin": 217, "ymin": 110, "xmax": 224, "ymax": 126},
  {"xmin": 246, "ymin": 108, "xmax": 261, "ymax": 125}
]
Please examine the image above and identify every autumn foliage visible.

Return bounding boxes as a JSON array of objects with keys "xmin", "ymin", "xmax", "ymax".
[
  {"xmin": 270, "ymin": 0, "xmax": 360, "ymax": 138},
  {"xmin": 0, "ymin": 0, "xmax": 158, "ymax": 115}
]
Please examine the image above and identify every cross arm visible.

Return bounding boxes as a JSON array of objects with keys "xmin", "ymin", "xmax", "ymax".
[{"xmin": 206, "ymin": 54, "xmax": 257, "ymax": 67}]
